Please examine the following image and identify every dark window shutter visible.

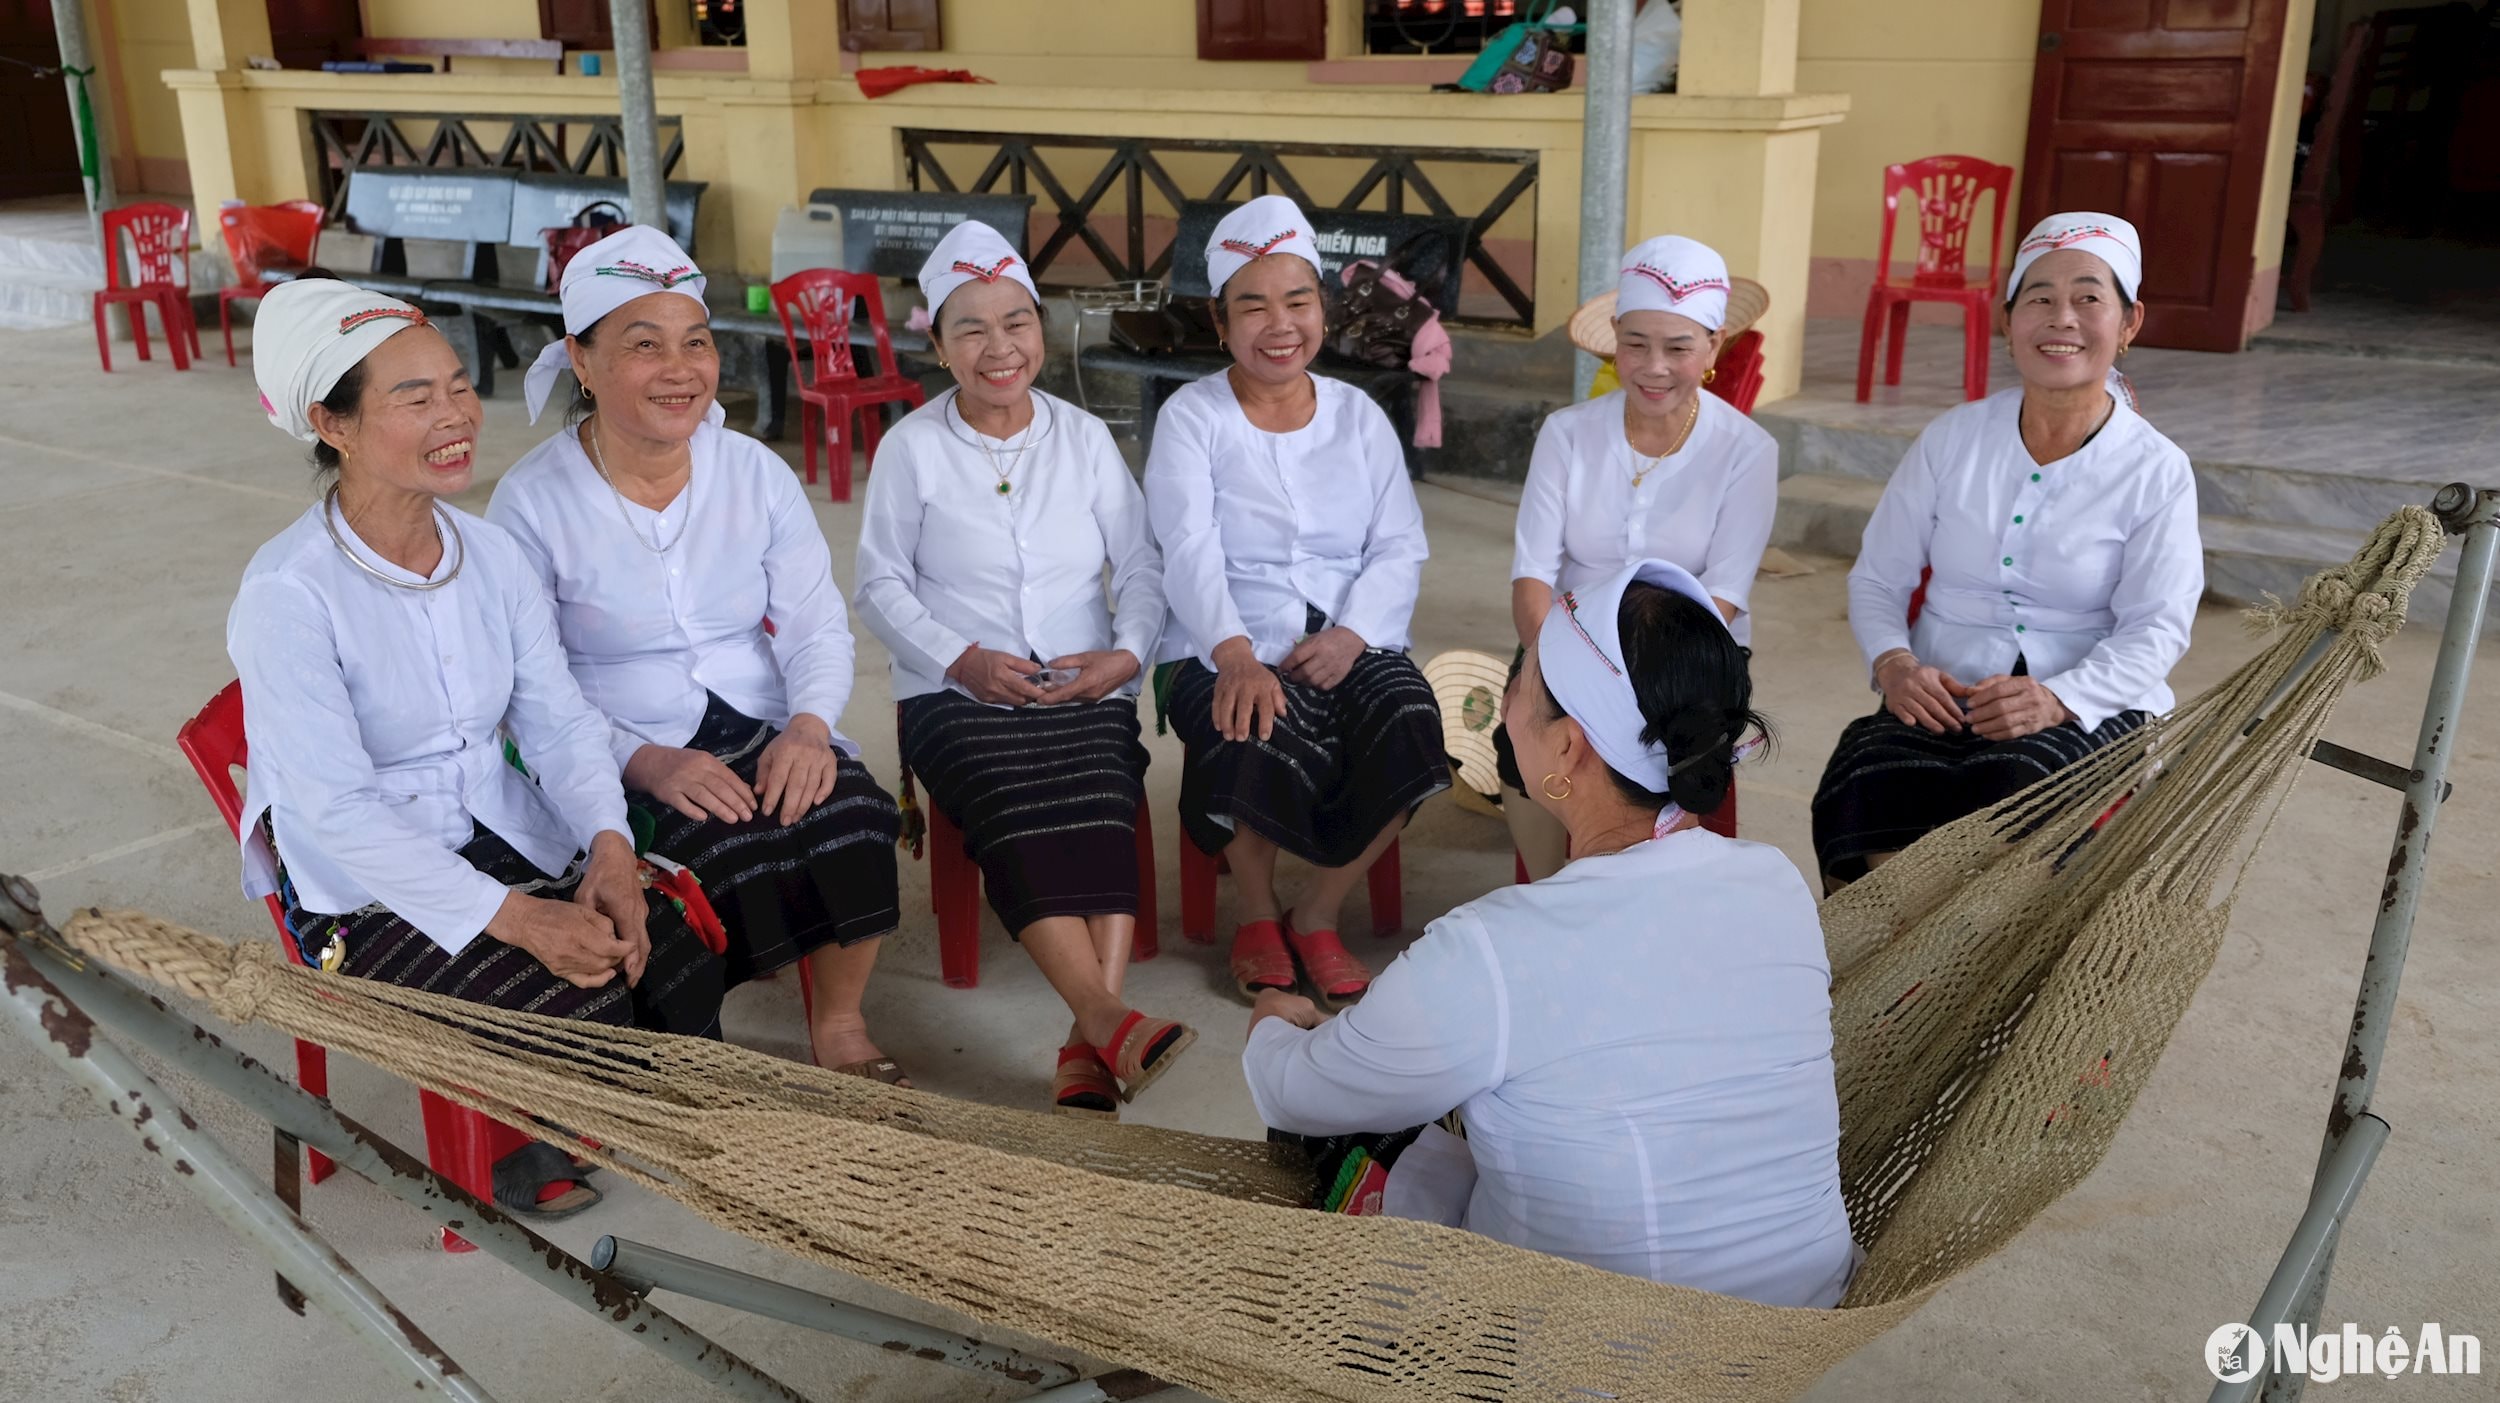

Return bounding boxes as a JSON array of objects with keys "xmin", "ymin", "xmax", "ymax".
[
  {"xmin": 842, "ymin": 0, "xmax": 944, "ymax": 52},
  {"xmin": 1199, "ymin": 0, "xmax": 1328, "ymax": 61},
  {"xmin": 540, "ymin": 0, "xmax": 656, "ymax": 49}
]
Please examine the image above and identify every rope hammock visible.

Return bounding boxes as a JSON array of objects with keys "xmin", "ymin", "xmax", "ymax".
[{"xmin": 54, "ymin": 507, "xmax": 2447, "ymax": 1403}]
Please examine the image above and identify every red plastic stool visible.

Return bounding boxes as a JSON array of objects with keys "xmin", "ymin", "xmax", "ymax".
[
  {"xmin": 178, "ymin": 680, "xmax": 578, "ymax": 1253},
  {"xmin": 1179, "ymin": 834, "xmax": 1404, "ymax": 943},
  {"xmin": 923, "ymin": 797, "xmax": 1162, "ymax": 989}
]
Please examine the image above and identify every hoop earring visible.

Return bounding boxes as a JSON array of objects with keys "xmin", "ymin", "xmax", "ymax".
[
  {"xmin": 1541, "ymin": 772, "xmax": 1573, "ymax": 801},
  {"xmin": 937, "ymin": 356, "xmax": 950, "ymax": 370},
  {"xmin": 2118, "ymin": 343, "xmax": 2129, "ymax": 359},
  {"xmin": 1702, "ymin": 366, "xmax": 1717, "ymax": 385}
]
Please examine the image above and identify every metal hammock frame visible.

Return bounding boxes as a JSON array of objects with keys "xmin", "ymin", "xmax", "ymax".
[{"xmin": 3, "ymin": 481, "xmax": 2493, "ymax": 1403}]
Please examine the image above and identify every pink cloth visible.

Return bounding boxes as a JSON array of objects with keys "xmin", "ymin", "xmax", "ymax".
[{"xmin": 1376, "ymin": 267, "xmax": 1451, "ymax": 449}]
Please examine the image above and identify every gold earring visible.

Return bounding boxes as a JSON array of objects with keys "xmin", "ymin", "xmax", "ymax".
[
  {"xmin": 1541, "ymin": 772, "xmax": 1573, "ymax": 801},
  {"xmin": 1702, "ymin": 366, "xmax": 1718, "ymax": 386},
  {"xmin": 937, "ymin": 356, "xmax": 950, "ymax": 370},
  {"xmin": 2118, "ymin": 343, "xmax": 2129, "ymax": 359}
]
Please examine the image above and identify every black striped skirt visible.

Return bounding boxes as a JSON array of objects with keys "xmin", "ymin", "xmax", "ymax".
[
  {"xmin": 279, "ymin": 824, "xmax": 726, "ymax": 1036},
  {"xmin": 1162, "ymin": 647, "xmax": 1449, "ymax": 869},
  {"xmin": 899, "ymin": 691, "xmax": 1151, "ymax": 934},
  {"xmin": 1811, "ymin": 707, "xmax": 2148, "ymax": 882},
  {"xmin": 636, "ymin": 694, "xmax": 903, "ymax": 987}
]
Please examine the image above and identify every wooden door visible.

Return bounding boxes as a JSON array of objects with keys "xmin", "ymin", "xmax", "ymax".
[
  {"xmin": 2021, "ymin": 0, "xmax": 2291, "ymax": 351},
  {"xmin": 266, "ymin": 0, "xmax": 362, "ymax": 71},
  {"xmin": 841, "ymin": 0, "xmax": 942, "ymax": 52},
  {"xmin": 0, "ymin": 0, "xmax": 79, "ymax": 200},
  {"xmin": 1198, "ymin": 0, "xmax": 1328, "ymax": 60}
]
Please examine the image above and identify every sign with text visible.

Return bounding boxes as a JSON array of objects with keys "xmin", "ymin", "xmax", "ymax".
[
  {"xmin": 343, "ymin": 170, "xmax": 515, "ymax": 243},
  {"xmin": 1170, "ymin": 201, "xmax": 1469, "ymax": 312},
  {"xmin": 805, "ymin": 188, "xmax": 1035, "ymax": 278}
]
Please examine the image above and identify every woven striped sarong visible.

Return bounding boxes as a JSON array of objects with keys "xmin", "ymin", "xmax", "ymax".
[
  {"xmin": 898, "ymin": 692, "xmax": 1151, "ymax": 934},
  {"xmin": 278, "ymin": 824, "xmax": 725, "ymax": 1036},
  {"xmin": 1810, "ymin": 706, "xmax": 2148, "ymax": 881},
  {"xmin": 638, "ymin": 694, "xmax": 902, "ymax": 986},
  {"xmin": 1163, "ymin": 647, "xmax": 1449, "ymax": 869}
]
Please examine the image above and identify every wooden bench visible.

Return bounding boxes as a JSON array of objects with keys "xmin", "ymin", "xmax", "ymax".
[{"xmin": 1077, "ymin": 200, "xmax": 1471, "ymax": 475}]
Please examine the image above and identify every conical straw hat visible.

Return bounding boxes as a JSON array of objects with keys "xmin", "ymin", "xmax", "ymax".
[
  {"xmin": 1423, "ymin": 648, "xmax": 1512, "ymax": 818},
  {"xmin": 1567, "ymin": 275, "xmax": 1770, "ymax": 359}
]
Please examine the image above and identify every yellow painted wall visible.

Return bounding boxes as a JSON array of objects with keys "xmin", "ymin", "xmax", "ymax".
[
  {"xmin": 361, "ymin": 0, "xmax": 541, "ymax": 40},
  {"xmin": 1793, "ymin": 0, "xmax": 2036, "ymax": 267},
  {"xmin": 97, "ymin": 0, "xmax": 194, "ymax": 179},
  {"xmin": 2250, "ymin": 0, "xmax": 2316, "ymax": 264}
]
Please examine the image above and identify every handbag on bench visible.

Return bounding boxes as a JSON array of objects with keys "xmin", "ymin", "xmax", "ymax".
[{"xmin": 540, "ymin": 201, "xmax": 628, "ymax": 291}]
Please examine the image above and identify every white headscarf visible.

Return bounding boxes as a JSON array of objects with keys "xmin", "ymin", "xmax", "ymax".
[
  {"xmin": 522, "ymin": 224, "xmax": 717, "ymax": 424},
  {"xmin": 250, "ymin": 278, "xmax": 430, "ymax": 443},
  {"xmin": 1205, "ymin": 194, "xmax": 1323, "ymax": 297},
  {"xmin": 1615, "ymin": 234, "xmax": 1731, "ymax": 332},
  {"xmin": 2006, "ymin": 212, "xmax": 2143, "ymax": 303},
  {"xmin": 916, "ymin": 219, "xmax": 1039, "ymax": 321},
  {"xmin": 1537, "ymin": 558, "xmax": 1729, "ymax": 795}
]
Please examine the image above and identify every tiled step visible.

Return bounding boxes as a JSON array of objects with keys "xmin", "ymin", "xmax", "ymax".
[
  {"xmin": 1753, "ymin": 396, "xmax": 2463, "ymax": 539},
  {"xmin": 1769, "ymin": 474, "xmax": 2487, "ymax": 633}
]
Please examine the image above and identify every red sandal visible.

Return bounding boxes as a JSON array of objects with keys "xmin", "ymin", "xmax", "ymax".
[
  {"xmin": 1052, "ymin": 1044, "xmax": 1119, "ymax": 1120},
  {"xmin": 1284, "ymin": 918, "xmax": 1372, "ymax": 1011},
  {"xmin": 1229, "ymin": 919, "xmax": 1296, "ymax": 1002},
  {"xmin": 1094, "ymin": 1010, "xmax": 1197, "ymax": 1103}
]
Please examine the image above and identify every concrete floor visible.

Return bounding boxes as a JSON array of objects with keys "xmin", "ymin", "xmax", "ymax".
[{"xmin": 0, "ymin": 320, "xmax": 2493, "ymax": 1401}]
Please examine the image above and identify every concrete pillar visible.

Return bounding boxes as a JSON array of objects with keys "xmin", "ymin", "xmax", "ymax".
[
  {"xmin": 49, "ymin": 0, "xmax": 117, "ymax": 240},
  {"xmin": 1574, "ymin": 0, "xmax": 1635, "ymax": 398},
  {"xmin": 741, "ymin": 0, "xmax": 847, "ymax": 81},
  {"xmin": 183, "ymin": 0, "xmax": 270, "ymax": 74},
  {"xmin": 1677, "ymin": 0, "xmax": 1799, "ymax": 98},
  {"xmin": 611, "ymin": 0, "xmax": 666, "ymax": 228}
]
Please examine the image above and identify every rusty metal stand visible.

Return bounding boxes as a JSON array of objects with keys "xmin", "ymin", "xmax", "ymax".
[{"xmin": 2211, "ymin": 483, "xmax": 2500, "ymax": 1402}]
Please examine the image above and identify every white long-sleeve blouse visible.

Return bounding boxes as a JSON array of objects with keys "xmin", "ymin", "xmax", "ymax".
[
  {"xmin": 1846, "ymin": 388, "xmax": 2203, "ymax": 731},
  {"xmin": 1510, "ymin": 389, "xmax": 1780, "ymax": 645},
  {"xmin": 227, "ymin": 502, "xmax": 630, "ymax": 956},
  {"xmin": 1242, "ymin": 829, "xmax": 1858, "ymax": 1307},
  {"xmin": 853, "ymin": 388, "xmax": 1166, "ymax": 702},
  {"xmin": 486, "ymin": 420, "xmax": 861, "ymax": 767},
  {"xmin": 1144, "ymin": 370, "xmax": 1428, "ymax": 667}
]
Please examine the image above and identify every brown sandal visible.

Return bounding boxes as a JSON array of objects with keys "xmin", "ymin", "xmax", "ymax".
[
  {"xmin": 1052, "ymin": 1045, "xmax": 1120, "ymax": 1120},
  {"xmin": 1229, "ymin": 919, "xmax": 1296, "ymax": 1002},
  {"xmin": 1094, "ymin": 1011, "xmax": 1197, "ymax": 1103}
]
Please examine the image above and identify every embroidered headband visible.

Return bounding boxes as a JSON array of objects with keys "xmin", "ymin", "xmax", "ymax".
[
  {"xmin": 917, "ymin": 220, "xmax": 1041, "ymax": 322},
  {"xmin": 1614, "ymin": 235, "xmax": 1731, "ymax": 332},
  {"xmin": 1205, "ymin": 194, "xmax": 1323, "ymax": 297},
  {"xmin": 251, "ymin": 278, "xmax": 433, "ymax": 444},
  {"xmin": 523, "ymin": 223, "xmax": 720, "ymax": 424},
  {"xmin": 2006, "ymin": 211, "xmax": 2142, "ymax": 303},
  {"xmin": 1536, "ymin": 558, "xmax": 1730, "ymax": 795}
]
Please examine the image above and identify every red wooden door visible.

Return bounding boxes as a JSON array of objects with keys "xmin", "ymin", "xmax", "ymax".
[
  {"xmin": 0, "ymin": 0, "xmax": 80, "ymax": 200},
  {"xmin": 2020, "ymin": 0, "xmax": 2291, "ymax": 351},
  {"xmin": 266, "ymin": 0, "xmax": 362, "ymax": 71},
  {"xmin": 1199, "ymin": 0, "xmax": 1329, "ymax": 60}
]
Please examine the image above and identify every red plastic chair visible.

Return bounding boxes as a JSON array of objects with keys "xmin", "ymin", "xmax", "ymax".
[
  {"xmin": 1855, "ymin": 155, "xmax": 2013, "ymax": 405},
  {"xmin": 769, "ymin": 269, "xmax": 925, "ymax": 503},
  {"xmin": 1704, "ymin": 328, "xmax": 1768, "ymax": 415},
  {"xmin": 216, "ymin": 201, "xmax": 324, "ymax": 367},
  {"xmin": 177, "ymin": 681, "xmax": 529, "ymax": 1254},
  {"xmin": 1177, "ymin": 767, "xmax": 1405, "ymax": 942},
  {"xmin": 917, "ymin": 796, "xmax": 1161, "ymax": 989},
  {"xmin": 95, "ymin": 202, "xmax": 201, "ymax": 373}
]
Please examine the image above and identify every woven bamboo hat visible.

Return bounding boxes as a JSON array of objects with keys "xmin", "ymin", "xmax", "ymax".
[
  {"xmin": 1567, "ymin": 276, "xmax": 1769, "ymax": 360},
  {"xmin": 1424, "ymin": 648, "xmax": 1513, "ymax": 818}
]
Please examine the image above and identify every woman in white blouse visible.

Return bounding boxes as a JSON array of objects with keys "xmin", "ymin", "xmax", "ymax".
[
  {"xmin": 231, "ymin": 274, "xmax": 725, "ymax": 1218},
  {"xmin": 488, "ymin": 227, "xmax": 905, "ymax": 1082},
  {"xmin": 1504, "ymin": 234, "xmax": 1777, "ymax": 878},
  {"xmin": 1244, "ymin": 559, "xmax": 1856, "ymax": 1306},
  {"xmin": 1813, "ymin": 213, "xmax": 2202, "ymax": 889},
  {"xmin": 856, "ymin": 220, "xmax": 1193, "ymax": 1116},
  {"xmin": 1145, "ymin": 195, "xmax": 1443, "ymax": 1012}
]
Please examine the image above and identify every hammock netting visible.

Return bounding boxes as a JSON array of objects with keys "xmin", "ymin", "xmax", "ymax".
[{"xmin": 52, "ymin": 507, "xmax": 2446, "ymax": 1403}]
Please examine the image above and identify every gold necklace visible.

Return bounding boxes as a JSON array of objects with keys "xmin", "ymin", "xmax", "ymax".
[{"xmin": 1626, "ymin": 393, "xmax": 1701, "ymax": 489}]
